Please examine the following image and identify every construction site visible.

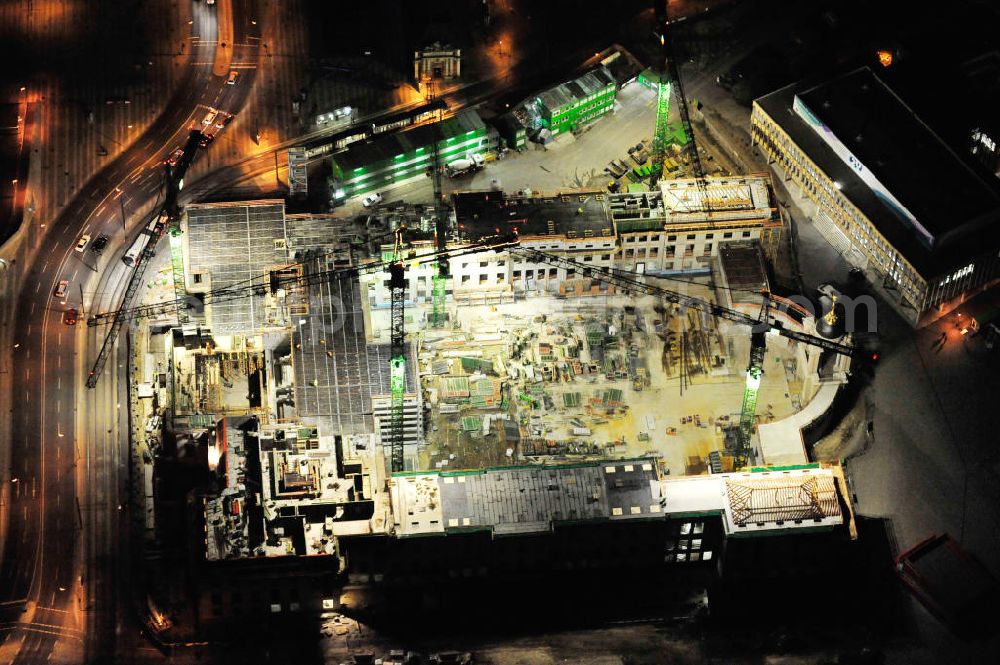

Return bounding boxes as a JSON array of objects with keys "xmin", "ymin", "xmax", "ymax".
[
  {"xmin": 84, "ymin": 9, "xmax": 860, "ymax": 638},
  {"xmin": 373, "ymin": 280, "xmax": 821, "ymax": 476}
]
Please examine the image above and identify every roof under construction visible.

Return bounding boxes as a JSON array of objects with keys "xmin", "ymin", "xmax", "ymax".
[
  {"xmin": 607, "ymin": 175, "xmax": 778, "ymax": 233},
  {"xmin": 659, "ymin": 176, "xmax": 776, "ymax": 225}
]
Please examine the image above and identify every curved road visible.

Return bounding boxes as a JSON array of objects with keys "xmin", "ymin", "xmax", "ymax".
[{"xmin": 0, "ymin": 2, "xmax": 260, "ymax": 663}]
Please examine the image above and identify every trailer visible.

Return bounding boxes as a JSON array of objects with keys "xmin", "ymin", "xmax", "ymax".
[{"xmin": 895, "ymin": 533, "xmax": 1000, "ymax": 637}]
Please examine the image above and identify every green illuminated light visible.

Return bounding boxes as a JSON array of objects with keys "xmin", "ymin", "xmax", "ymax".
[{"xmin": 390, "ymin": 356, "xmax": 406, "ymax": 394}]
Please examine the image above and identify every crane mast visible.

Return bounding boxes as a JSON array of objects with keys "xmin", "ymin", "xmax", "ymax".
[
  {"xmin": 388, "ymin": 259, "xmax": 408, "ymax": 473},
  {"xmin": 429, "ymin": 82, "xmax": 449, "ymax": 329},
  {"xmin": 651, "ymin": 2, "xmax": 712, "ymax": 204},
  {"xmin": 87, "ymin": 130, "xmax": 203, "ymax": 388}
]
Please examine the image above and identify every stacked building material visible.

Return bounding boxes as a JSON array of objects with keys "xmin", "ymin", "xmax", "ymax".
[{"xmin": 440, "ymin": 376, "xmax": 471, "ymax": 402}]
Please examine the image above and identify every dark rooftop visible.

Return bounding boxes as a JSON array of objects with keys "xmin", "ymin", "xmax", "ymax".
[
  {"xmin": 453, "ymin": 189, "xmax": 614, "ymax": 242},
  {"xmin": 718, "ymin": 242, "xmax": 770, "ymax": 306},
  {"xmin": 757, "ymin": 67, "xmax": 1000, "ymax": 276}
]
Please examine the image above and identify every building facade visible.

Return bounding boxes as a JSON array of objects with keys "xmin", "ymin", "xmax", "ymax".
[
  {"xmin": 536, "ymin": 66, "xmax": 617, "ymax": 138},
  {"xmin": 414, "ymin": 42, "xmax": 461, "ymax": 83},
  {"xmin": 609, "ymin": 176, "xmax": 783, "ymax": 275},
  {"xmin": 497, "ymin": 66, "xmax": 617, "ymax": 147},
  {"xmin": 330, "ymin": 109, "xmax": 488, "ymax": 200},
  {"xmin": 362, "ymin": 179, "xmax": 781, "ymax": 308}
]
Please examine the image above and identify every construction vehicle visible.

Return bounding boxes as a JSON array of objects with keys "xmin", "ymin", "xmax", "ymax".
[
  {"xmin": 896, "ymin": 533, "xmax": 1000, "ymax": 638},
  {"xmin": 511, "ymin": 247, "xmax": 858, "ymax": 468},
  {"xmin": 445, "ymin": 153, "xmax": 485, "ymax": 178}
]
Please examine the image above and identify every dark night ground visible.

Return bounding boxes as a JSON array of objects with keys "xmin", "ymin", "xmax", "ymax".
[
  {"xmin": 186, "ymin": 516, "xmax": 915, "ymax": 664},
  {"xmin": 0, "ymin": 0, "xmax": 152, "ymax": 92}
]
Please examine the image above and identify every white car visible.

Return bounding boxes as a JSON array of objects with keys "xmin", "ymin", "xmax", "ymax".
[
  {"xmin": 74, "ymin": 235, "xmax": 91, "ymax": 253},
  {"xmin": 201, "ymin": 108, "xmax": 218, "ymax": 125},
  {"xmin": 362, "ymin": 192, "xmax": 383, "ymax": 208},
  {"xmin": 54, "ymin": 280, "xmax": 69, "ymax": 299}
]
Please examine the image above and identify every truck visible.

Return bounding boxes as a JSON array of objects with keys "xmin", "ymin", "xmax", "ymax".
[
  {"xmin": 445, "ymin": 153, "xmax": 485, "ymax": 178},
  {"xmin": 895, "ymin": 533, "xmax": 1000, "ymax": 638},
  {"xmin": 122, "ymin": 217, "xmax": 163, "ymax": 267}
]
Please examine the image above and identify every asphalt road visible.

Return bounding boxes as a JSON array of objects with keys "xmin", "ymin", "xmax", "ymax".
[{"xmin": 0, "ymin": 2, "xmax": 260, "ymax": 662}]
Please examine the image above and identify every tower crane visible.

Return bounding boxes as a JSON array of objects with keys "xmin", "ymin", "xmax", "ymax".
[
  {"xmin": 87, "ymin": 129, "xmax": 204, "ymax": 388},
  {"xmin": 650, "ymin": 0, "xmax": 713, "ymax": 213},
  {"xmin": 426, "ymin": 81, "xmax": 450, "ymax": 330},
  {"xmin": 388, "ymin": 225, "xmax": 408, "ymax": 473},
  {"xmin": 512, "ymin": 247, "xmax": 856, "ymax": 467}
]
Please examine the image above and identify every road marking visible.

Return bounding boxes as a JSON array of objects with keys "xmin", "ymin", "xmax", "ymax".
[
  {"xmin": 41, "ymin": 261, "xmax": 48, "ymax": 272},
  {"xmin": 34, "ymin": 282, "xmax": 40, "ymax": 293},
  {"xmin": 71, "ymin": 269, "xmax": 78, "ymax": 281},
  {"xmin": 56, "ymin": 376, "xmax": 60, "ymax": 389},
  {"xmin": 56, "ymin": 401, "xmax": 60, "ymax": 414},
  {"xmin": 30, "ymin": 302, "xmax": 35, "ymax": 313}
]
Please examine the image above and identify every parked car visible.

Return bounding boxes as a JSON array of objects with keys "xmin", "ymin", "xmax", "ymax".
[
  {"xmin": 362, "ymin": 192, "xmax": 383, "ymax": 207},
  {"xmin": 54, "ymin": 280, "xmax": 69, "ymax": 299},
  {"xmin": 201, "ymin": 108, "xmax": 219, "ymax": 125},
  {"xmin": 63, "ymin": 308, "xmax": 78, "ymax": 326},
  {"xmin": 74, "ymin": 235, "xmax": 91, "ymax": 252}
]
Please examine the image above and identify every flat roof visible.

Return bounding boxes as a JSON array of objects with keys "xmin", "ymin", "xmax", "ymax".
[
  {"xmin": 453, "ymin": 189, "xmax": 614, "ymax": 241},
  {"xmin": 420, "ymin": 459, "xmax": 661, "ymax": 536},
  {"xmin": 186, "ymin": 200, "xmax": 288, "ymax": 333},
  {"xmin": 756, "ymin": 68, "xmax": 1000, "ymax": 276},
  {"xmin": 334, "ymin": 108, "xmax": 485, "ymax": 171}
]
